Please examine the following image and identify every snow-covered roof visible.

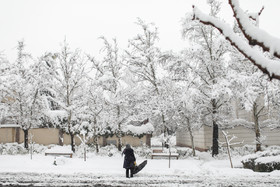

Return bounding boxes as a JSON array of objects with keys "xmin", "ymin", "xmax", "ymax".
[
  {"xmin": 44, "ymin": 110, "xmax": 67, "ymax": 119},
  {"xmin": 124, "ymin": 122, "xmax": 154, "ymax": 135},
  {"xmin": 0, "ymin": 124, "xmax": 20, "ymax": 128}
]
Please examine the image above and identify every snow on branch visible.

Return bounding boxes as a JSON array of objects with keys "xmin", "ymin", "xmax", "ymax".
[
  {"xmin": 248, "ymin": 6, "xmax": 264, "ymax": 22},
  {"xmin": 191, "ymin": 2, "xmax": 280, "ymax": 80},
  {"xmin": 229, "ymin": 0, "xmax": 280, "ymax": 58}
]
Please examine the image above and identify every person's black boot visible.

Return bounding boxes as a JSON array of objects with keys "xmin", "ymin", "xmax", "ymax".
[
  {"xmin": 130, "ymin": 168, "xmax": 133, "ymax": 178},
  {"xmin": 126, "ymin": 169, "xmax": 129, "ymax": 178}
]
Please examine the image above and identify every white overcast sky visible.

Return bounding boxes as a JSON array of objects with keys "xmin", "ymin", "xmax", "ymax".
[{"xmin": 0, "ymin": 0, "xmax": 279, "ymax": 61}]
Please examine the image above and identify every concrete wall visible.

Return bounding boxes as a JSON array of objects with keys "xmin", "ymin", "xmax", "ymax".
[
  {"xmin": 0, "ymin": 127, "xmax": 18, "ymax": 143},
  {"xmin": 177, "ymin": 125, "xmax": 280, "ymax": 150},
  {"xmin": 177, "ymin": 96, "xmax": 280, "ymax": 151},
  {"xmin": 29, "ymin": 128, "xmax": 59, "ymax": 145},
  {"xmin": 177, "ymin": 126, "xmax": 211, "ymax": 151},
  {"xmin": 0, "ymin": 127, "xmax": 23, "ymax": 143},
  {"xmin": 63, "ymin": 133, "xmax": 82, "ymax": 146},
  {"xmin": 0, "ymin": 127, "xmax": 151, "ymax": 147}
]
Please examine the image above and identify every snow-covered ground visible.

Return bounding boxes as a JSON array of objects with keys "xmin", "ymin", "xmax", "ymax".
[{"xmin": 1, "ymin": 144, "xmax": 280, "ymax": 186}]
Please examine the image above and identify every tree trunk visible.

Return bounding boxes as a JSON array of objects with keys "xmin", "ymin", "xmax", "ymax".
[
  {"xmin": 212, "ymin": 99, "xmax": 219, "ymax": 157},
  {"xmin": 117, "ymin": 135, "xmax": 122, "ymax": 151},
  {"xmin": 253, "ymin": 102, "xmax": 261, "ymax": 152},
  {"xmin": 70, "ymin": 132, "xmax": 75, "ymax": 153},
  {"xmin": 161, "ymin": 113, "xmax": 168, "ymax": 150},
  {"xmin": 212, "ymin": 122, "xmax": 219, "ymax": 157},
  {"xmin": 189, "ymin": 129, "xmax": 196, "ymax": 157},
  {"xmin": 23, "ymin": 129, "xmax": 29, "ymax": 150},
  {"xmin": 162, "ymin": 114, "xmax": 167, "ymax": 135},
  {"xmin": 93, "ymin": 135, "xmax": 99, "ymax": 153},
  {"xmin": 186, "ymin": 117, "xmax": 196, "ymax": 157},
  {"xmin": 95, "ymin": 141, "xmax": 99, "ymax": 153},
  {"xmin": 117, "ymin": 106, "xmax": 122, "ymax": 151},
  {"xmin": 59, "ymin": 129, "xmax": 64, "ymax": 146},
  {"xmin": 93, "ymin": 117, "xmax": 99, "ymax": 153}
]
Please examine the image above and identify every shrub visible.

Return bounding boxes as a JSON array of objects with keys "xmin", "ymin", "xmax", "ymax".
[
  {"xmin": 241, "ymin": 150, "xmax": 280, "ymax": 172},
  {"xmin": 0, "ymin": 143, "xmax": 28, "ymax": 155},
  {"xmin": 134, "ymin": 145, "xmax": 152, "ymax": 158}
]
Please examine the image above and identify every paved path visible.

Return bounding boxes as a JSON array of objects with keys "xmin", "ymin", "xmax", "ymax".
[{"xmin": 0, "ymin": 172, "xmax": 279, "ymax": 187}]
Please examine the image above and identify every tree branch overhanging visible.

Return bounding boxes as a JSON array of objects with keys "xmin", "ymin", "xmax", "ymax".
[
  {"xmin": 191, "ymin": 4, "xmax": 280, "ymax": 80},
  {"xmin": 228, "ymin": 0, "xmax": 280, "ymax": 59}
]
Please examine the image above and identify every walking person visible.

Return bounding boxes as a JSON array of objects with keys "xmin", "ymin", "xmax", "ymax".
[{"xmin": 122, "ymin": 144, "xmax": 136, "ymax": 178}]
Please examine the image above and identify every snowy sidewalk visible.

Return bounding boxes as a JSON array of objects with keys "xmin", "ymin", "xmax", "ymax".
[
  {"xmin": 0, "ymin": 154, "xmax": 280, "ymax": 186},
  {"xmin": 1, "ymin": 172, "xmax": 279, "ymax": 187}
]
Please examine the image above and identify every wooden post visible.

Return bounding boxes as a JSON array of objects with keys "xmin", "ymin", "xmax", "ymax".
[
  {"xmin": 168, "ymin": 146, "xmax": 171, "ymax": 168},
  {"xmin": 222, "ymin": 130, "xmax": 233, "ymax": 168},
  {"xmin": 84, "ymin": 147, "xmax": 86, "ymax": 162}
]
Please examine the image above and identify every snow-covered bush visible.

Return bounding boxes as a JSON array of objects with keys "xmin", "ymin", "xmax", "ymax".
[
  {"xmin": 151, "ymin": 134, "xmax": 176, "ymax": 147},
  {"xmin": 31, "ymin": 144, "xmax": 48, "ymax": 154},
  {"xmin": 176, "ymin": 147, "xmax": 194, "ymax": 158},
  {"xmin": 0, "ymin": 143, "xmax": 28, "ymax": 155},
  {"xmin": 217, "ymin": 145, "xmax": 256, "ymax": 158},
  {"xmin": 134, "ymin": 145, "xmax": 152, "ymax": 158},
  {"xmin": 241, "ymin": 149, "xmax": 280, "ymax": 172},
  {"xmin": 74, "ymin": 144, "xmax": 93, "ymax": 158},
  {"xmin": 98, "ymin": 145, "xmax": 120, "ymax": 157}
]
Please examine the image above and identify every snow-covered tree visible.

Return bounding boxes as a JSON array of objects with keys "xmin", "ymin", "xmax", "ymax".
[
  {"xmin": 176, "ymin": 88, "xmax": 202, "ymax": 157},
  {"xmin": 2, "ymin": 41, "xmax": 44, "ymax": 149},
  {"xmin": 99, "ymin": 37, "xmax": 134, "ymax": 151},
  {"xmin": 229, "ymin": 50, "xmax": 272, "ymax": 152},
  {"xmin": 0, "ymin": 54, "xmax": 11, "ymax": 124},
  {"xmin": 166, "ymin": 53, "xmax": 203, "ymax": 156},
  {"xmin": 78, "ymin": 55, "xmax": 108, "ymax": 153},
  {"xmin": 125, "ymin": 19, "xmax": 173, "ymax": 141},
  {"xmin": 190, "ymin": 0, "xmax": 280, "ymax": 80},
  {"xmin": 45, "ymin": 40, "xmax": 89, "ymax": 152},
  {"xmin": 182, "ymin": 0, "xmax": 232, "ymax": 156}
]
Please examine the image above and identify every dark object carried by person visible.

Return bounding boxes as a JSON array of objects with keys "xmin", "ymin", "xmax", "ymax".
[{"xmin": 132, "ymin": 160, "xmax": 147, "ymax": 174}]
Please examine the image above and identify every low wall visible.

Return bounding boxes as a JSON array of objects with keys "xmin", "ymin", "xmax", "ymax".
[
  {"xmin": 0, "ymin": 127, "xmax": 151, "ymax": 147},
  {"xmin": 176, "ymin": 126, "xmax": 208, "ymax": 150},
  {"xmin": 0, "ymin": 127, "xmax": 23, "ymax": 143},
  {"xmin": 176, "ymin": 125, "xmax": 280, "ymax": 151},
  {"xmin": 30, "ymin": 128, "xmax": 59, "ymax": 145}
]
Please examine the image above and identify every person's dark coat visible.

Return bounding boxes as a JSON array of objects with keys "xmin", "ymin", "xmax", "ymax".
[{"xmin": 122, "ymin": 145, "xmax": 136, "ymax": 169}]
